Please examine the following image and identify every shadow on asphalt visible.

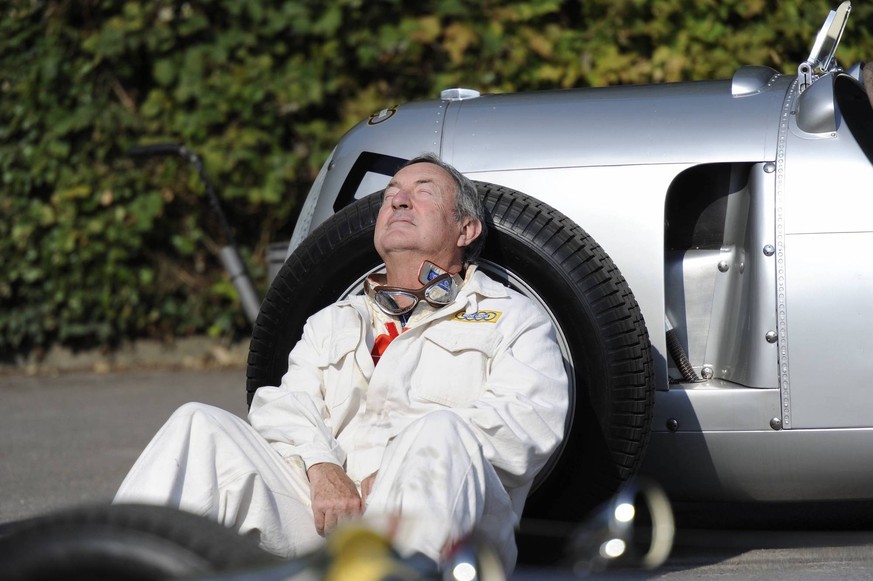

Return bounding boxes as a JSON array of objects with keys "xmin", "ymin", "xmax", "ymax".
[{"xmin": 513, "ymin": 500, "xmax": 873, "ymax": 579}]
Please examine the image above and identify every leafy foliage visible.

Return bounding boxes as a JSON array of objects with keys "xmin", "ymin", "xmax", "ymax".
[{"xmin": 1, "ymin": 0, "xmax": 871, "ymax": 356}]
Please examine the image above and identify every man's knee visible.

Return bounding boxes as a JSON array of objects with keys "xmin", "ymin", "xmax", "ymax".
[{"xmin": 170, "ymin": 402, "xmax": 235, "ymax": 426}]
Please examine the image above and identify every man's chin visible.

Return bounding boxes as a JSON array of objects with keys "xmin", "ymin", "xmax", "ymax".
[{"xmin": 376, "ymin": 233, "xmax": 421, "ymax": 254}]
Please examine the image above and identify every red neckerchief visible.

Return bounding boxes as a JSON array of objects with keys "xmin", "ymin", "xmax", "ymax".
[{"xmin": 371, "ymin": 321, "xmax": 402, "ymax": 365}]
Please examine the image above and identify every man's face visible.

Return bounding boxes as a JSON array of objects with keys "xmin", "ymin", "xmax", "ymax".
[{"xmin": 374, "ymin": 162, "xmax": 466, "ymax": 269}]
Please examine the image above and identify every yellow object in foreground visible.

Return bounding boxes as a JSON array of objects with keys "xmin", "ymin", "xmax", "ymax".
[{"xmin": 324, "ymin": 525, "xmax": 421, "ymax": 581}]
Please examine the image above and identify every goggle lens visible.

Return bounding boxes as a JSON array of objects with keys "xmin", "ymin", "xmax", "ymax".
[
  {"xmin": 374, "ymin": 291, "xmax": 418, "ymax": 315},
  {"xmin": 368, "ymin": 272, "xmax": 461, "ymax": 316}
]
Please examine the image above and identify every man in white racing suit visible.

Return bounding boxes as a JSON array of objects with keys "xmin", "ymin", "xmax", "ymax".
[{"xmin": 114, "ymin": 153, "xmax": 568, "ymax": 571}]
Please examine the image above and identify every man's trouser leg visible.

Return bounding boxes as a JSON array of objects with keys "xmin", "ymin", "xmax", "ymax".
[
  {"xmin": 363, "ymin": 410, "xmax": 517, "ymax": 571},
  {"xmin": 113, "ymin": 402, "xmax": 321, "ymax": 558}
]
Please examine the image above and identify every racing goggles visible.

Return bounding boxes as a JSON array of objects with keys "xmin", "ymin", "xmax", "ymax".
[{"xmin": 367, "ymin": 270, "xmax": 463, "ymax": 316}]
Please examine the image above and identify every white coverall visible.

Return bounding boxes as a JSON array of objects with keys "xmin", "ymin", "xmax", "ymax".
[{"xmin": 114, "ymin": 267, "xmax": 568, "ymax": 570}]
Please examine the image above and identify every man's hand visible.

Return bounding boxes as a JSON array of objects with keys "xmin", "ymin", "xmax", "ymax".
[
  {"xmin": 307, "ymin": 463, "xmax": 363, "ymax": 536},
  {"xmin": 361, "ymin": 470, "xmax": 378, "ymax": 505}
]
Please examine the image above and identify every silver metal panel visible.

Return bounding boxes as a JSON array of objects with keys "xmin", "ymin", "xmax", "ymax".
[
  {"xmin": 785, "ymin": 81, "xmax": 873, "ymax": 235},
  {"xmin": 663, "ymin": 165, "xmax": 778, "ymax": 388},
  {"xmin": 731, "ymin": 66, "xmax": 780, "ymax": 96},
  {"xmin": 288, "ymin": 147, "xmax": 334, "ymax": 253},
  {"xmin": 650, "ymin": 382, "xmax": 780, "ymax": 433},
  {"xmin": 773, "ymin": 78, "xmax": 797, "ymax": 428},
  {"xmin": 705, "ymin": 168, "xmax": 779, "ymax": 387},
  {"xmin": 778, "ymin": 80, "xmax": 873, "ymax": 429},
  {"xmin": 642, "ymin": 427, "xmax": 873, "ymax": 501},
  {"xmin": 735, "ymin": 166, "xmax": 780, "ymax": 388},
  {"xmin": 665, "ymin": 249, "xmax": 718, "ymax": 372},
  {"xmin": 783, "ymin": 233, "xmax": 873, "ymax": 429},
  {"xmin": 444, "ymin": 77, "xmax": 790, "ymax": 172},
  {"xmin": 795, "ymin": 74, "xmax": 837, "ymax": 133},
  {"xmin": 782, "ymin": 153, "xmax": 873, "ymax": 234}
]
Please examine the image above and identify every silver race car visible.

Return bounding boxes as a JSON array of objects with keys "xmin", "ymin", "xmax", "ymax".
[{"xmin": 247, "ymin": 0, "xmax": 873, "ymax": 549}]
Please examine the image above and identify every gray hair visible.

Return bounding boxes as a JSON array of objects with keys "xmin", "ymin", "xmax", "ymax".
[{"xmin": 400, "ymin": 153, "xmax": 488, "ymax": 264}]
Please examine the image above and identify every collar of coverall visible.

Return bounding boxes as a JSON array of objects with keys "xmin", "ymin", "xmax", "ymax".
[{"xmin": 364, "ymin": 260, "xmax": 466, "ymax": 299}]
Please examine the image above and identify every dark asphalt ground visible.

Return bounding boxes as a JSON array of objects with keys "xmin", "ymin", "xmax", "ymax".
[
  {"xmin": 1, "ymin": 368, "xmax": 247, "ymax": 522},
  {"xmin": 3, "ymin": 368, "xmax": 873, "ymax": 580}
]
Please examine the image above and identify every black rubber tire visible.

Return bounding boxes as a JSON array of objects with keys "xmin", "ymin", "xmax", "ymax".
[
  {"xmin": 246, "ymin": 184, "xmax": 654, "ymax": 562},
  {"xmin": 0, "ymin": 504, "xmax": 279, "ymax": 581}
]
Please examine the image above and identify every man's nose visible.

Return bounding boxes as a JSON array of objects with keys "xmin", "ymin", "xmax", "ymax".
[{"xmin": 392, "ymin": 188, "xmax": 411, "ymax": 207}]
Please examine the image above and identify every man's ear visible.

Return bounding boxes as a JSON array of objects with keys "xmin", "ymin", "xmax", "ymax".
[{"xmin": 457, "ymin": 218, "xmax": 483, "ymax": 248}]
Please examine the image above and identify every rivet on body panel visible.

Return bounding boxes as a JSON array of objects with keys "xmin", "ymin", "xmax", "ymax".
[{"xmin": 770, "ymin": 417, "xmax": 783, "ymax": 430}]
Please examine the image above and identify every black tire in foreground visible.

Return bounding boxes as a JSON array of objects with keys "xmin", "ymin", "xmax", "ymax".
[
  {"xmin": 246, "ymin": 184, "xmax": 655, "ymax": 563},
  {"xmin": 0, "ymin": 504, "xmax": 278, "ymax": 581}
]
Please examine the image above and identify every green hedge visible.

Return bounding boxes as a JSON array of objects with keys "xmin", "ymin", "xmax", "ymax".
[{"xmin": 2, "ymin": 0, "xmax": 871, "ymax": 357}]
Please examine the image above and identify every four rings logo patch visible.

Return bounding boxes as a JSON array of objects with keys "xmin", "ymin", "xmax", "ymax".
[{"xmin": 452, "ymin": 310, "xmax": 502, "ymax": 323}]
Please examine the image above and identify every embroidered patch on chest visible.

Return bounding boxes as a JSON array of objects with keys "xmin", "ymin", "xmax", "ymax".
[{"xmin": 452, "ymin": 310, "xmax": 502, "ymax": 323}]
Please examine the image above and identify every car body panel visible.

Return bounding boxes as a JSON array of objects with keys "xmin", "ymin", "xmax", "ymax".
[
  {"xmin": 779, "ymin": 73, "xmax": 873, "ymax": 430},
  {"xmin": 443, "ymin": 74, "xmax": 788, "ymax": 172},
  {"xmin": 784, "ymin": 233, "xmax": 873, "ymax": 429},
  {"xmin": 643, "ymin": 427, "xmax": 873, "ymax": 501},
  {"xmin": 665, "ymin": 162, "xmax": 780, "ymax": 390}
]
